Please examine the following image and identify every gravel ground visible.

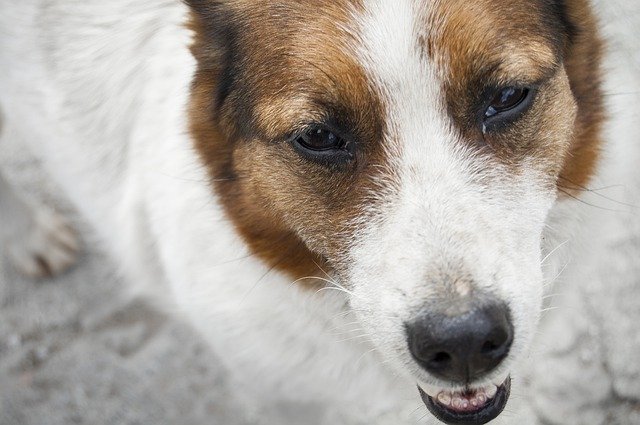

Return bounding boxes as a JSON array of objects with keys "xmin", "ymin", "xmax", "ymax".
[
  {"xmin": 1, "ymin": 135, "xmax": 639, "ymax": 425},
  {"xmin": 0, "ymin": 141, "xmax": 253, "ymax": 425}
]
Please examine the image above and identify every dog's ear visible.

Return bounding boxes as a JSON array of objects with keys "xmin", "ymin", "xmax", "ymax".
[
  {"xmin": 185, "ymin": 0, "xmax": 243, "ymax": 123},
  {"xmin": 183, "ymin": 0, "xmax": 235, "ymax": 45},
  {"xmin": 536, "ymin": 0, "xmax": 578, "ymax": 55},
  {"xmin": 184, "ymin": 0, "xmax": 236, "ymax": 66},
  {"xmin": 553, "ymin": 0, "xmax": 605, "ymax": 189},
  {"xmin": 554, "ymin": 0, "xmax": 582, "ymax": 50},
  {"xmin": 183, "ymin": 0, "xmax": 224, "ymax": 14}
]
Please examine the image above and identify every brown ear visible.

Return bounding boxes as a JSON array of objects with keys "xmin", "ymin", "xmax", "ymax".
[
  {"xmin": 183, "ymin": 0, "xmax": 223, "ymax": 14},
  {"xmin": 558, "ymin": 0, "xmax": 605, "ymax": 190},
  {"xmin": 186, "ymin": 0, "xmax": 242, "ymax": 120}
]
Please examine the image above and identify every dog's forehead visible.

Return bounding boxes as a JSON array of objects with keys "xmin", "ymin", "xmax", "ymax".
[{"xmin": 354, "ymin": 0, "xmax": 563, "ymax": 94}]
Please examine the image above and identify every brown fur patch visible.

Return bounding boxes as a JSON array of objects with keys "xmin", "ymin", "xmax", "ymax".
[
  {"xmin": 428, "ymin": 0, "xmax": 566, "ymax": 87},
  {"xmin": 556, "ymin": 0, "xmax": 605, "ymax": 192},
  {"xmin": 186, "ymin": 1, "xmax": 389, "ymax": 284},
  {"xmin": 426, "ymin": 0, "xmax": 604, "ymax": 191}
]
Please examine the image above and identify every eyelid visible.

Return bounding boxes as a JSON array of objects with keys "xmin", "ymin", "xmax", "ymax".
[{"xmin": 288, "ymin": 120, "xmax": 354, "ymax": 144}]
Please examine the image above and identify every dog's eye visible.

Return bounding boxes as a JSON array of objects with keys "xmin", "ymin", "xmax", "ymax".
[
  {"xmin": 290, "ymin": 126, "xmax": 354, "ymax": 165},
  {"xmin": 296, "ymin": 127, "xmax": 344, "ymax": 151},
  {"xmin": 484, "ymin": 87, "xmax": 530, "ymax": 118}
]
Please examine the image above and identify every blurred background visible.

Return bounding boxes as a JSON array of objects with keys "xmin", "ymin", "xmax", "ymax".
[{"xmin": 0, "ymin": 134, "xmax": 255, "ymax": 425}]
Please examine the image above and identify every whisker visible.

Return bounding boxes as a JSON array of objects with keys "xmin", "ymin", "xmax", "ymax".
[
  {"xmin": 290, "ymin": 275, "xmax": 336, "ymax": 287},
  {"xmin": 541, "ymin": 239, "xmax": 570, "ymax": 264},
  {"xmin": 335, "ymin": 334, "xmax": 373, "ymax": 344},
  {"xmin": 557, "ymin": 188, "xmax": 629, "ymax": 213},
  {"xmin": 312, "ymin": 258, "xmax": 335, "ymax": 281},
  {"xmin": 558, "ymin": 180, "xmax": 625, "ymax": 193},
  {"xmin": 540, "ymin": 306, "xmax": 562, "ymax": 314},
  {"xmin": 329, "ymin": 310, "xmax": 357, "ymax": 320},
  {"xmin": 354, "ymin": 347, "xmax": 378, "ymax": 368},
  {"xmin": 602, "ymin": 91, "xmax": 640, "ymax": 97},
  {"xmin": 315, "ymin": 285, "xmax": 356, "ymax": 297},
  {"xmin": 558, "ymin": 176, "xmax": 636, "ymax": 209},
  {"xmin": 327, "ymin": 321, "xmax": 363, "ymax": 333},
  {"xmin": 543, "ymin": 261, "xmax": 569, "ymax": 288},
  {"xmin": 239, "ymin": 251, "xmax": 289, "ymax": 304},
  {"xmin": 542, "ymin": 293, "xmax": 565, "ymax": 300}
]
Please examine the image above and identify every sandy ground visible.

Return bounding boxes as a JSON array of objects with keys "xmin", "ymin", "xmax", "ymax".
[{"xmin": 1, "ymin": 138, "xmax": 640, "ymax": 425}]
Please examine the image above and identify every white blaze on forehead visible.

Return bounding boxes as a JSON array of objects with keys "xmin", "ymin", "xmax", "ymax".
[
  {"xmin": 356, "ymin": 0, "xmax": 430, "ymax": 83},
  {"xmin": 355, "ymin": 0, "xmax": 443, "ymax": 123},
  {"xmin": 354, "ymin": 0, "xmax": 480, "ymax": 210}
]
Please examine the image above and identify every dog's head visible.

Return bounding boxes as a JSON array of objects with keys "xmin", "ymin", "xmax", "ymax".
[{"xmin": 186, "ymin": 0, "xmax": 603, "ymax": 423}]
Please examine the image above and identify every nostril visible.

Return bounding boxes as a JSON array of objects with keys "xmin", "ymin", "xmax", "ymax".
[
  {"xmin": 481, "ymin": 340, "xmax": 500, "ymax": 354},
  {"xmin": 428, "ymin": 351, "xmax": 452, "ymax": 369},
  {"xmin": 481, "ymin": 328, "xmax": 512, "ymax": 359}
]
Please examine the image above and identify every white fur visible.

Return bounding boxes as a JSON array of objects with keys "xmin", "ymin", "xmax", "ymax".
[{"xmin": 0, "ymin": 0, "xmax": 638, "ymax": 424}]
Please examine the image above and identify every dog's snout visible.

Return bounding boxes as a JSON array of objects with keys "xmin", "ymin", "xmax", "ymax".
[{"xmin": 407, "ymin": 301, "xmax": 513, "ymax": 383}]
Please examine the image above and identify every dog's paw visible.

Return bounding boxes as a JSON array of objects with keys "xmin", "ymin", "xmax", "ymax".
[{"xmin": 6, "ymin": 208, "xmax": 79, "ymax": 278}]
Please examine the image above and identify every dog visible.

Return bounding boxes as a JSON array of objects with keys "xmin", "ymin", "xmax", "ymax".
[{"xmin": 1, "ymin": 0, "xmax": 638, "ymax": 424}]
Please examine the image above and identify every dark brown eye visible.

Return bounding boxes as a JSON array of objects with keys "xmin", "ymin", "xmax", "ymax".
[
  {"xmin": 289, "ymin": 125, "xmax": 355, "ymax": 165},
  {"xmin": 485, "ymin": 87, "xmax": 529, "ymax": 118},
  {"xmin": 295, "ymin": 127, "xmax": 344, "ymax": 151}
]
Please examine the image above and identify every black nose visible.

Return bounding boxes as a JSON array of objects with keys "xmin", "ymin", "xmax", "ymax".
[{"xmin": 407, "ymin": 301, "xmax": 513, "ymax": 383}]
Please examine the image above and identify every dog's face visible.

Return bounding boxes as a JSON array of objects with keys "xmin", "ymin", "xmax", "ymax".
[{"xmin": 187, "ymin": 0, "xmax": 603, "ymax": 423}]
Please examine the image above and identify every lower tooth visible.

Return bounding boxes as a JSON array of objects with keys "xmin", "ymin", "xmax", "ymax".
[
  {"xmin": 478, "ymin": 394, "xmax": 487, "ymax": 403},
  {"xmin": 486, "ymin": 385, "xmax": 498, "ymax": 399},
  {"xmin": 438, "ymin": 393, "xmax": 452, "ymax": 406},
  {"xmin": 453, "ymin": 397, "xmax": 462, "ymax": 408}
]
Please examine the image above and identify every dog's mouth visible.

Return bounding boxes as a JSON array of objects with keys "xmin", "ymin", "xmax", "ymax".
[{"xmin": 418, "ymin": 376, "xmax": 511, "ymax": 425}]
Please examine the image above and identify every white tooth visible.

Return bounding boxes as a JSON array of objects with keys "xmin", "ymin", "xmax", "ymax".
[
  {"xmin": 437, "ymin": 392, "xmax": 452, "ymax": 406},
  {"xmin": 478, "ymin": 393, "xmax": 487, "ymax": 404},
  {"xmin": 461, "ymin": 400, "xmax": 470, "ymax": 409},
  {"xmin": 453, "ymin": 397, "xmax": 462, "ymax": 408},
  {"xmin": 471, "ymin": 399, "xmax": 479, "ymax": 407},
  {"xmin": 486, "ymin": 385, "xmax": 498, "ymax": 399}
]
